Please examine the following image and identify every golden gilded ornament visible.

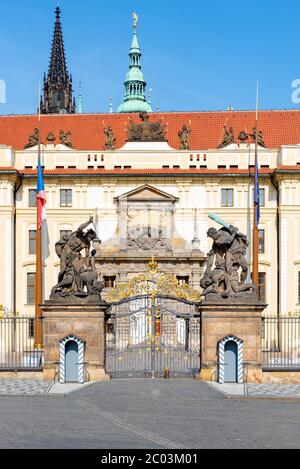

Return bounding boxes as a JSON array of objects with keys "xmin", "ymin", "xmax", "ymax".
[{"xmin": 106, "ymin": 258, "xmax": 202, "ymax": 303}]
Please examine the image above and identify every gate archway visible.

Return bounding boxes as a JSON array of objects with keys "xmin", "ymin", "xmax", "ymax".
[{"xmin": 105, "ymin": 260, "xmax": 201, "ymax": 378}]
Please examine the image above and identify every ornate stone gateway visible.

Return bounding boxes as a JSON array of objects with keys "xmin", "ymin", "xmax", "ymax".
[{"xmin": 105, "ymin": 260, "xmax": 201, "ymax": 378}]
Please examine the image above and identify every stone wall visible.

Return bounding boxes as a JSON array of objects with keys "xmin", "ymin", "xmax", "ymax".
[{"xmin": 42, "ymin": 302, "xmax": 110, "ymax": 382}]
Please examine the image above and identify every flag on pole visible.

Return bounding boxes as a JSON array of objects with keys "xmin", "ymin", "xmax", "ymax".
[
  {"xmin": 254, "ymin": 150, "xmax": 260, "ymax": 228},
  {"xmin": 254, "ymin": 80, "xmax": 260, "ymax": 228},
  {"xmin": 37, "ymin": 156, "xmax": 46, "ymax": 230}
]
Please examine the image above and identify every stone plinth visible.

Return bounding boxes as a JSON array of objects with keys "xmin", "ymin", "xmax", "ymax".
[
  {"xmin": 42, "ymin": 299, "xmax": 110, "ymax": 382},
  {"xmin": 199, "ymin": 302, "xmax": 266, "ymax": 384}
]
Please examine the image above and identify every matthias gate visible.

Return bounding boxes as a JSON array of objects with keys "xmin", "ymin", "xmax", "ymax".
[{"xmin": 105, "ymin": 261, "xmax": 202, "ymax": 378}]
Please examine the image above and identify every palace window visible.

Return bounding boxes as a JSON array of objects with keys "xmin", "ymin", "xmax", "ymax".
[
  {"xmin": 27, "ymin": 273, "xmax": 36, "ymax": 305},
  {"xmin": 104, "ymin": 276, "xmax": 116, "ymax": 288},
  {"xmin": 258, "ymin": 273, "xmax": 266, "ymax": 303},
  {"xmin": 258, "ymin": 230, "xmax": 265, "ymax": 254},
  {"xmin": 29, "ymin": 230, "xmax": 36, "ymax": 255},
  {"xmin": 60, "ymin": 189, "xmax": 72, "ymax": 207},
  {"xmin": 221, "ymin": 189, "xmax": 234, "ymax": 207},
  {"xmin": 253, "ymin": 188, "xmax": 266, "ymax": 207},
  {"xmin": 176, "ymin": 276, "xmax": 190, "ymax": 285},
  {"xmin": 29, "ymin": 189, "xmax": 37, "ymax": 207}
]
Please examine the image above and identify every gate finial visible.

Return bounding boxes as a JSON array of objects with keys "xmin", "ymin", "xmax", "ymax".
[{"xmin": 148, "ymin": 256, "xmax": 158, "ymax": 274}]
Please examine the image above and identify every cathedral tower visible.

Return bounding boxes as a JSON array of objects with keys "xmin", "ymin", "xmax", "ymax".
[
  {"xmin": 41, "ymin": 7, "xmax": 76, "ymax": 114},
  {"xmin": 118, "ymin": 14, "xmax": 152, "ymax": 114}
]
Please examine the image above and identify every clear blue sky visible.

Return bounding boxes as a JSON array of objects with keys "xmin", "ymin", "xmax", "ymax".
[{"xmin": 0, "ymin": 0, "xmax": 300, "ymax": 114}]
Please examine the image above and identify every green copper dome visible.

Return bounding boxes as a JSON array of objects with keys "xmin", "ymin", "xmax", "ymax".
[{"xmin": 118, "ymin": 23, "xmax": 152, "ymax": 114}]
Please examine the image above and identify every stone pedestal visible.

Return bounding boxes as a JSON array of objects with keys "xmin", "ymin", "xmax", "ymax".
[
  {"xmin": 42, "ymin": 299, "xmax": 110, "ymax": 382},
  {"xmin": 199, "ymin": 302, "xmax": 266, "ymax": 384}
]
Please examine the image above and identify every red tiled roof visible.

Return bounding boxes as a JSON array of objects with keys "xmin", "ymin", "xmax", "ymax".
[
  {"xmin": 21, "ymin": 167, "xmax": 275, "ymax": 176},
  {"xmin": 2, "ymin": 166, "xmax": 300, "ymax": 178},
  {"xmin": 1, "ymin": 110, "xmax": 300, "ymax": 151}
]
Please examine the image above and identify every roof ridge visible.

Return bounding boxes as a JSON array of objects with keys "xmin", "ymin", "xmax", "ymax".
[{"xmin": 1, "ymin": 109, "xmax": 300, "ymax": 118}]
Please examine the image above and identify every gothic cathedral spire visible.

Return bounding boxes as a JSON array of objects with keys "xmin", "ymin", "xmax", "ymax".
[
  {"xmin": 117, "ymin": 14, "xmax": 152, "ymax": 114},
  {"xmin": 41, "ymin": 7, "xmax": 76, "ymax": 114}
]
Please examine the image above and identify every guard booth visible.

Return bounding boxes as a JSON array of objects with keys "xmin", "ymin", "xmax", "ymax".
[
  {"xmin": 59, "ymin": 335, "xmax": 85, "ymax": 383},
  {"xmin": 218, "ymin": 336, "xmax": 244, "ymax": 384}
]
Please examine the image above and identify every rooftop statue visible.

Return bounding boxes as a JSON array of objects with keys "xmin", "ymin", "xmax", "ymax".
[
  {"xmin": 59, "ymin": 130, "xmax": 73, "ymax": 148},
  {"xmin": 178, "ymin": 124, "xmax": 191, "ymax": 150},
  {"xmin": 127, "ymin": 112, "xmax": 167, "ymax": 142},
  {"xmin": 103, "ymin": 126, "xmax": 116, "ymax": 150},
  {"xmin": 200, "ymin": 214, "xmax": 258, "ymax": 301},
  {"xmin": 24, "ymin": 128, "xmax": 40, "ymax": 149},
  {"xmin": 250, "ymin": 128, "xmax": 266, "ymax": 148},
  {"xmin": 51, "ymin": 217, "xmax": 104, "ymax": 299},
  {"xmin": 218, "ymin": 126, "xmax": 235, "ymax": 149}
]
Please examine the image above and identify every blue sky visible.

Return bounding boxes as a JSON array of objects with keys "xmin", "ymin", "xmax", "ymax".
[{"xmin": 0, "ymin": 0, "xmax": 300, "ymax": 114}]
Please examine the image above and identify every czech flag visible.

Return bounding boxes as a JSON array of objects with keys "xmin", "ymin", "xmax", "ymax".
[{"xmin": 37, "ymin": 156, "xmax": 46, "ymax": 230}]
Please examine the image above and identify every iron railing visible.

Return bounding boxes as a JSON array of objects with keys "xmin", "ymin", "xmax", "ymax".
[
  {"xmin": 0, "ymin": 317, "xmax": 43, "ymax": 370},
  {"xmin": 262, "ymin": 317, "xmax": 300, "ymax": 370}
]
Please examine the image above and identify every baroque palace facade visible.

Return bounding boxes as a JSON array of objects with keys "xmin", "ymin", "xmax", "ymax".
[{"xmin": 1, "ymin": 7, "xmax": 300, "ymax": 322}]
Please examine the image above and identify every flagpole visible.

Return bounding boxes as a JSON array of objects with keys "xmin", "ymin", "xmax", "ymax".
[
  {"xmin": 34, "ymin": 82, "xmax": 43, "ymax": 348},
  {"xmin": 252, "ymin": 81, "xmax": 259, "ymax": 288}
]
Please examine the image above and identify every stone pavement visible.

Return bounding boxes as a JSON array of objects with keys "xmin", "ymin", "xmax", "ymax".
[
  {"xmin": 0, "ymin": 379, "xmax": 299, "ymax": 449},
  {"xmin": 0, "ymin": 379, "xmax": 50, "ymax": 395},
  {"xmin": 208, "ymin": 382, "xmax": 300, "ymax": 398}
]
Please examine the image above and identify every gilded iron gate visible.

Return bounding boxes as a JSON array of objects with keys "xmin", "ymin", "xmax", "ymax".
[{"xmin": 106, "ymin": 293, "xmax": 201, "ymax": 378}]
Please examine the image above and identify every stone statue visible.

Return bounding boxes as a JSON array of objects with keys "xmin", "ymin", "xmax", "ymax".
[
  {"xmin": 200, "ymin": 218, "xmax": 258, "ymax": 300},
  {"xmin": 59, "ymin": 130, "xmax": 73, "ymax": 148},
  {"xmin": 178, "ymin": 124, "xmax": 191, "ymax": 150},
  {"xmin": 238, "ymin": 131, "xmax": 248, "ymax": 143},
  {"xmin": 51, "ymin": 217, "xmax": 103, "ymax": 298},
  {"xmin": 103, "ymin": 126, "xmax": 116, "ymax": 150},
  {"xmin": 218, "ymin": 127, "xmax": 235, "ymax": 149},
  {"xmin": 24, "ymin": 128, "xmax": 40, "ymax": 149},
  {"xmin": 127, "ymin": 112, "xmax": 167, "ymax": 142},
  {"xmin": 46, "ymin": 132, "xmax": 56, "ymax": 144},
  {"xmin": 126, "ymin": 224, "xmax": 171, "ymax": 252},
  {"xmin": 250, "ymin": 128, "xmax": 266, "ymax": 148},
  {"xmin": 80, "ymin": 250, "xmax": 104, "ymax": 295}
]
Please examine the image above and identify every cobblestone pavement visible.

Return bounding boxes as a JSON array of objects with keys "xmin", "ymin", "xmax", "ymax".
[
  {"xmin": 0, "ymin": 379, "xmax": 299, "ymax": 449},
  {"xmin": 209, "ymin": 382, "xmax": 300, "ymax": 398},
  {"xmin": 0, "ymin": 379, "xmax": 50, "ymax": 395},
  {"xmin": 247, "ymin": 384, "xmax": 300, "ymax": 398}
]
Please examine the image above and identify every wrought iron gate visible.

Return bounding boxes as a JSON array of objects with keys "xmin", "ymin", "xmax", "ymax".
[{"xmin": 106, "ymin": 294, "xmax": 200, "ymax": 378}]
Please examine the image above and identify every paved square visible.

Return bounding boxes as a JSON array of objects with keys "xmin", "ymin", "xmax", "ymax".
[
  {"xmin": 0, "ymin": 379, "xmax": 50, "ymax": 395},
  {"xmin": 209, "ymin": 382, "xmax": 300, "ymax": 398},
  {"xmin": 0, "ymin": 379, "xmax": 299, "ymax": 449}
]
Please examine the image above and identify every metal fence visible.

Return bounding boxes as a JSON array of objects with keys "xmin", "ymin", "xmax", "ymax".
[
  {"xmin": 0, "ymin": 317, "xmax": 43, "ymax": 370},
  {"xmin": 1, "ymin": 315, "xmax": 300, "ymax": 373},
  {"xmin": 262, "ymin": 317, "xmax": 300, "ymax": 370}
]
